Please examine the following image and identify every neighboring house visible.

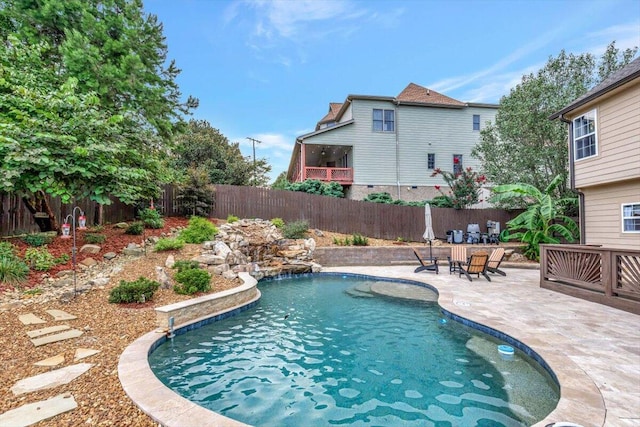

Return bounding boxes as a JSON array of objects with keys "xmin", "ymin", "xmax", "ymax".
[
  {"xmin": 550, "ymin": 57, "xmax": 640, "ymax": 250},
  {"xmin": 286, "ymin": 83, "xmax": 498, "ymax": 203}
]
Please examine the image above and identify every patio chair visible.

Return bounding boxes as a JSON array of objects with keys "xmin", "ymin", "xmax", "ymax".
[
  {"xmin": 457, "ymin": 252, "xmax": 491, "ymax": 282},
  {"xmin": 412, "ymin": 248, "xmax": 438, "ymax": 274},
  {"xmin": 487, "ymin": 247, "xmax": 507, "ymax": 276},
  {"xmin": 447, "ymin": 246, "xmax": 467, "ymax": 274}
]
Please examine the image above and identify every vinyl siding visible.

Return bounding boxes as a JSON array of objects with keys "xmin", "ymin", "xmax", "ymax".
[
  {"xmin": 574, "ymin": 80, "xmax": 640, "ymax": 188},
  {"xmin": 582, "ymin": 179, "xmax": 640, "ymax": 250}
]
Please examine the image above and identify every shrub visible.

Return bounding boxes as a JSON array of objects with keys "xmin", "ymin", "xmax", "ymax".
[
  {"xmin": 90, "ymin": 225, "xmax": 105, "ymax": 232},
  {"xmin": 108, "ymin": 277, "xmax": 160, "ymax": 304},
  {"xmin": 281, "ymin": 220, "xmax": 309, "ymax": 239},
  {"xmin": 226, "ymin": 214, "xmax": 239, "ymax": 223},
  {"xmin": 286, "ymin": 179, "xmax": 344, "ymax": 198},
  {"xmin": 172, "ymin": 260, "xmax": 200, "ymax": 272},
  {"xmin": 352, "ymin": 233, "xmax": 369, "ymax": 246},
  {"xmin": 125, "ymin": 222, "xmax": 144, "ymax": 235},
  {"xmin": 179, "ymin": 216, "xmax": 218, "ymax": 243},
  {"xmin": 22, "ymin": 233, "xmax": 53, "ymax": 247},
  {"xmin": 0, "ymin": 242, "xmax": 17, "ymax": 259},
  {"xmin": 154, "ymin": 238, "xmax": 185, "ymax": 252},
  {"xmin": 333, "ymin": 236, "xmax": 352, "ymax": 246},
  {"xmin": 176, "ymin": 166, "xmax": 215, "ymax": 217},
  {"xmin": 430, "ymin": 167, "xmax": 487, "ymax": 209},
  {"xmin": 0, "ymin": 256, "xmax": 29, "ymax": 285},
  {"xmin": 270, "ymin": 217, "xmax": 285, "ymax": 228},
  {"xmin": 54, "ymin": 254, "xmax": 70, "ymax": 264},
  {"xmin": 24, "ymin": 247, "xmax": 56, "ymax": 271},
  {"xmin": 84, "ymin": 233, "xmax": 106, "ymax": 244},
  {"xmin": 139, "ymin": 208, "xmax": 165, "ymax": 229},
  {"xmin": 174, "ymin": 268, "xmax": 211, "ymax": 295}
]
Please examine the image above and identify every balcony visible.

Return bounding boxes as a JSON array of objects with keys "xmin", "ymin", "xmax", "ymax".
[{"xmin": 303, "ymin": 167, "xmax": 353, "ymax": 184}]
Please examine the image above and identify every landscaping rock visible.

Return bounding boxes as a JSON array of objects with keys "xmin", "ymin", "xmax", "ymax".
[
  {"xmin": 193, "ymin": 254, "xmax": 226, "ymax": 265},
  {"xmin": 79, "ymin": 257, "xmax": 97, "ymax": 267},
  {"xmin": 103, "ymin": 252, "xmax": 117, "ymax": 260},
  {"xmin": 113, "ymin": 222, "xmax": 129, "ymax": 228},
  {"xmin": 165, "ymin": 255, "xmax": 175, "ymax": 268},
  {"xmin": 155, "ymin": 266, "xmax": 172, "ymax": 289},
  {"xmin": 79, "ymin": 244, "xmax": 101, "ymax": 254}
]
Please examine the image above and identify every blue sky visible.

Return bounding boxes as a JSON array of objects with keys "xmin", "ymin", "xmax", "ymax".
[{"xmin": 143, "ymin": 0, "xmax": 640, "ymax": 182}]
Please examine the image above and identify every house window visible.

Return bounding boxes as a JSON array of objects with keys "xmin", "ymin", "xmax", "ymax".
[
  {"xmin": 622, "ymin": 203, "xmax": 640, "ymax": 232},
  {"xmin": 427, "ymin": 153, "xmax": 435, "ymax": 169},
  {"xmin": 453, "ymin": 154, "xmax": 463, "ymax": 175},
  {"xmin": 373, "ymin": 109, "xmax": 395, "ymax": 132},
  {"xmin": 473, "ymin": 114, "xmax": 480, "ymax": 131},
  {"xmin": 573, "ymin": 109, "xmax": 597, "ymax": 160}
]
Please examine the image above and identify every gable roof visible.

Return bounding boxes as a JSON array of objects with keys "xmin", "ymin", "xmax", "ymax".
[
  {"xmin": 550, "ymin": 56, "xmax": 640, "ymax": 119},
  {"xmin": 318, "ymin": 102, "xmax": 343, "ymax": 124},
  {"xmin": 396, "ymin": 83, "xmax": 466, "ymax": 107}
]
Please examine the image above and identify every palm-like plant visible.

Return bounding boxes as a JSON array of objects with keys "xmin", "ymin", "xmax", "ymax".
[{"xmin": 492, "ymin": 175, "xmax": 579, "ymax": 260}]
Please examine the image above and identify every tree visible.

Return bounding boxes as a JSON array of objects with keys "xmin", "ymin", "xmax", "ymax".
[
  {"xmin": 0, "ymin": 37, "xmax": 170, "ymax": 231},
  {"xmin": 172, "ymin": 120, "xmax": 271, "ymax": 186},
  {"xmin": 473, "ymin": 42, "xmax": 637, "ymax": 206},
  {"xmin": 0, "ymin": 0, "xmax": 196, "ymax": 230},
  {"xmin": 430, "ymin": 167, "xmax": 487, "ymax": 209},
  {"xmin": 271, "ymin": 171, "xmax": 289, "ymax": 190},
  {"xmin": 492, "ymin": 175, "xmax": 579, "ymax": 261}
]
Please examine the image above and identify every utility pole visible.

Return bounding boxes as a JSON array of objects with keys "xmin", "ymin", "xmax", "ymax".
[{"xmin": 246, "ymin": 137, "xmax": 262, "ymax": 186}]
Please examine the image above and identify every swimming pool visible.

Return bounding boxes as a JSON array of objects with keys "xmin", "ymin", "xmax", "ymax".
[{"xmin": 149, "ymin": 274, "xmax": 559, "ymax": 426}]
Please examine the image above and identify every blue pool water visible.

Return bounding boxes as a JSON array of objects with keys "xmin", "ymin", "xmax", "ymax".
[{"xmin": 149, "ymin": 275, "xmax": 559, "ymax": 426}]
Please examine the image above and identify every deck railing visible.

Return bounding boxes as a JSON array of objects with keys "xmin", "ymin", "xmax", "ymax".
[
  {"xmin": 303, "ymin": 167, "xmax": 353, "ymax": 184},
  {"xmin": 540, "ymin": 244, "xmax": 640, "ymax": 314}
]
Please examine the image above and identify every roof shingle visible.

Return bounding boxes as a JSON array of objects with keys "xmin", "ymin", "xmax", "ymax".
[{"xmin": 396, "ymin": 83, "xmax": 465, "ymax": 106}]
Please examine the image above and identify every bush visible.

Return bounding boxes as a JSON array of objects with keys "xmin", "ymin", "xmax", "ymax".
[
  {"xmin": 24, "ymin": 247, "xmax": 56, "ymax": 271},
  {"xmin": 84, "ymin": 233, "xmax": 106, "ymax": 244},
  {"xmin": 286, "ymin": 179, "xmax": 344, "ymax": 198},
  {"xmin": 0, "ymin": 256, "xmax": 29, "ymax": 285},
  {"xmin": 22, "ymin": 233, "xmax": 53, "ymax": 247},
  {"xmin": 281, "ymin": 220, "xmax": 309, "ymax": 239},
  {"xmin": 352, "ymin": 233, "xmax": 369, "ymax": 246},
  {"xmin": 226, "ymin": 214, "xmax": 239, "ymax": 223},
  {"xmin": 108, "ymin": 277, "xmax": 160, "ymax": 304},
  {"xmin": 333, "ymin": 236, "xmax": 352, "ymax": 246},
  {"xmin": 176, "ymin": 166, "xmax": 215, "ymax": 217},
  {"xmin": 172, "ymin": 260, "xmax": 200, "ymax": 272},
  {"xmin": 125, "ymin": 222, "xmax": 144, "ymax": 235},
  {"xmin": 270, "ymin": 217, "xmax": 285, "ymax": 228},
  {"xmin": 174, "ymin": 268, "xmax": 211, "ymax": 295},
  {"xmin": 154, "ymin": 238, "xmax": 185, "ymax": 252},
  {"xmin": 179, "ymin": 216, "xmax": 218, "ymax": 243},
  {"xmin": 0, "ymin": 242, "xmax": 17, "ymax": 259},
  {"xmin": 139, "ymin": 208, "xmax": 165, "ymax": 229}
]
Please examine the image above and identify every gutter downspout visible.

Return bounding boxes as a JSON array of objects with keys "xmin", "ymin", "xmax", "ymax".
[
  {"xmin": 395, "ymin": 101, "xmax": 401, "ymax": 200},
  {"xmin": 560, "ymin": 114, "xmax": 586, "ymax": 244}
]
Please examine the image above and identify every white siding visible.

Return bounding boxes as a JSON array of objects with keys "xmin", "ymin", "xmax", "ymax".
[{"xmin": 583, "ymin": 178, "xmax": 640, "ymax": 250}]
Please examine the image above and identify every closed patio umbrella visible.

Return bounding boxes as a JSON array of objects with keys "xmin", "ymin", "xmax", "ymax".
[{"xmin": 422, "ymin": 203, "xmax": 435, "ymax": 259}]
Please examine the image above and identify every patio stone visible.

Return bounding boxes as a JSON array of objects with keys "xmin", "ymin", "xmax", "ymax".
[
  {"xmin": 0, "ymin": 393, "xmax": 77, "ymax": 426},
  {"xmin": 18, "ymin": 313, "xmax": 46, "ymax": 325},
  {"xmin": 11, "ymin": 363, "xmax": 93, "ymax": 395},
  {"xmin": 46, "ymin": 309, "xmax": 77, "ymax": 321}
]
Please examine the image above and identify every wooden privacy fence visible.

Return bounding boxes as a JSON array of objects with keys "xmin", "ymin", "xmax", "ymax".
[
  {"xmin": 1, "ymin": 185, "xmax": 520, "ymax": 242},
  {"xmin": 540, "ymin": 244, "xmax": 640, "ymax": 314}
]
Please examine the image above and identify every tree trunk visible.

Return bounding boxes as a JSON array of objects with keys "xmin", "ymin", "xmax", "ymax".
[
  {"xmin": 94, "ymin": 203, "xmax": 103, "ymax": 226},
  {"xmin": 22, "ymin": 191, "xmax": 59, "ymax": 232}
]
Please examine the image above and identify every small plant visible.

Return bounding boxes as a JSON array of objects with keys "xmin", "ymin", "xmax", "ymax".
[
  {"xmin": 271, "ymin": 217, "xmax": 285, "ymax": 228},
  {"xmin": 154, "ymin": 237, "xmax": 185, "ymax": 252},
  {"xmin": 0, "ymin": 242, "xmax": 17, "ymax": 259},
  {"xmin": 0, "ymin": 256, "xmax": 30, "ymax": 285},
  {"xmin": 139, "ymin": 207, "xmax": 165, "ymax": 229},
  {"xmin": 281, "ymin": 220, "xmax": 309, "ymax": 239},
  {"xmin": 172, "ymin": 260, "xmax": 200, "ymax": 272},
  {"xmin": 84, "ymin": 233, "xmax": 106, "ymax": 244},
  {"xmin": 352, "ymin": 233, "xmax": 369, "ymax": 246},
  {"xmin": 22, "ymin": 233, "xmax": 53, "ymax": 247},
  {"xmin": 108, "ymin": 277, "xmax": 160, "ymax": 304},
  {"xmin": 226, "ymin": 214, "xmax": 239, "ymax": 223},
  {"xmin": 174, "ymin": 268, "xmax": 211, "ymax": 295},
  {"xmin": 23, "ymin": 288, "xmax": 42, "ymax": 296},
  {"xmin": 179, "ymin": 216, "xmax": 218, "ymax": 244},
  {"xmin": 90, "ymin": 225, "xmax": 105, "ymax": 232},
  {"xmin": 125, "ymin": 222, "xmax": 144, "ymax": 235},
  {"xmin": 24, "ymin": 247, "xmax": 56, "ymax": 271},
  {"xmin": 54, "ymin": 254, "xmax": 70, "ymax": 264},
  {"xmin": 333, "ymin": 236, "xmax": 352, "ymax": 246}
]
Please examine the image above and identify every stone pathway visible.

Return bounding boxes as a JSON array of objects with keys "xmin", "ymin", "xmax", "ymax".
[{"xmin": 0, "ymin": 308, "xmax": 100, "ymax": 426}]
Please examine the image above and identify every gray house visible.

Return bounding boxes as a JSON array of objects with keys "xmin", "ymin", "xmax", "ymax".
[{"xmin": 286, "ymin": 83, "xmax": 498, "ymax": 203}]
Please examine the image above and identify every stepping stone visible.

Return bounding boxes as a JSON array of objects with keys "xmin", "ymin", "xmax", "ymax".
[
  {"xmin": 74, "ymin": 348, "xmax": 100, "ymax": 361},
  {"xmin": 18, "ymin": 313, "xmax": 46, "ymax": 325},
  {"xmin": 11, "ymin": 363, "xmax": 93, "ymax": 395},
  {"xmin": 34, "ymin": 354, "xmax": 65, "ymax": 367},
  {"xmin": 46, "ymin": 309, "xmax": 77, "ymax": 321},
  {"xmin": 26, "ymin": 325, "xmax": 70, "ymax": 338},
  {"xmin": 30, "ymin": 329, "xmax": 83, "ymax": 347},
  {"xmin": 0, "ymin": 393, "xmax": 77, "ymax": 427}
]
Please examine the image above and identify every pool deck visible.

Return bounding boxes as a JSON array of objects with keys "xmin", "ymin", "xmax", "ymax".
[
  {"xmin": 323, "ymin": 266, "xmax": 640, "ymax": 427},
  {"xmin": 119, "ymin": 267, "xmax": 640, "ymax": 427}
]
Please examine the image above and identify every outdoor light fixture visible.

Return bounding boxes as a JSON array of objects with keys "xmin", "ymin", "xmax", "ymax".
[{"xmin": 59, "ymin": 206, "xmax": 87, "ymax": 296}]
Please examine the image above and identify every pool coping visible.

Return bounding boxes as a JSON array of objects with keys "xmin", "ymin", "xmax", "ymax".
[{"xmin": 119, "ymin": 269, "xmax": 610, "ymax": 427}]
